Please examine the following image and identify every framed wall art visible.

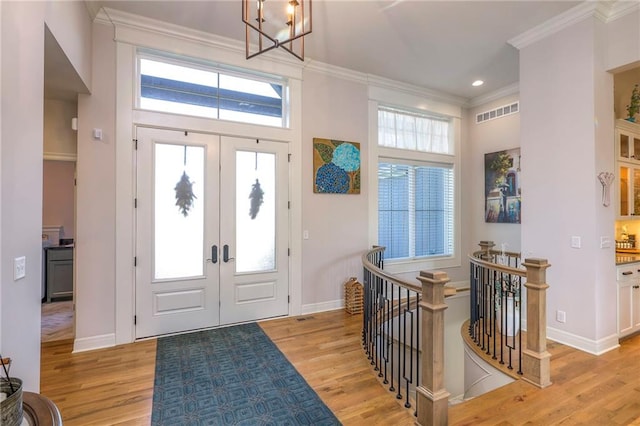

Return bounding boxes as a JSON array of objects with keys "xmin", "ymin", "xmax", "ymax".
[
  {"xmin": 484, "ymin": 148, "xmax": 521, "ymax": 223},
  {"xmin": 313, "ymin": 138, "xmax": 361, "ymax": 194}
]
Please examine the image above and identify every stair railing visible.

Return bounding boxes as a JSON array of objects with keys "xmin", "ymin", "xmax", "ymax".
[
  {"xmin": 362, "ymin": 246, "xmax": 451, "ymax": 425},
  {"xmin": 469, "ymin": 240, "xmax": 552, "ymax": 388}
]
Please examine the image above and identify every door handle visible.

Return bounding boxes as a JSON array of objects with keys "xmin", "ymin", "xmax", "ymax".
[
  {"xmin": 223, "ymin": 244, "xmax": 235, "ymax": 263},
  {"xmin": 206, "ymin": 245, "xmax": 218, "ymax": 264}
]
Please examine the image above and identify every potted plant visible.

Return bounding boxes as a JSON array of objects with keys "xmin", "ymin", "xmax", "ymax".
[{"xmin": 626, "ymin": 84, "xmax": 640, "ymax": 122}]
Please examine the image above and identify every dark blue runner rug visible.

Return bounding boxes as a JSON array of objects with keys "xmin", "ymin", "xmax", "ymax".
[{"xmin": 151, "ymin": 322, "xmax": 341, "ymax": 425}]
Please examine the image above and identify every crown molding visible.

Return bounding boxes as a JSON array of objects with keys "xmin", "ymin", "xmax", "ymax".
[
  {"xmin": 509, "ymin": 1, "xmax": 639, "ymax": 50},
  {"xmin": 608, "ymin": 0, "xmax": 640, "ymax": 22},
  {"xmin": 84, "ymin": 1, "xmax": 103, "ymax": 22},
  {"xmin": 95, "ymin": 7, "xmax": 306, "ymax": 73},
  {"xmin": 304, "ymin": 59, "xmax": 467, "ymax": 106},
  {"xmin": 466, "ymin": 83, "xmax": 520, "ymax": 109},
  {"xmin": 509, "ymin": 2, "xmax": 603, "ymax": 49},
  {"xmin": 507, "ymin": 0, "xmax": 639, "ymax": 50},
  {"xmin": 366, "ymin": 74, "xmax": 468, "ymax": 107},
  {"xmin": 94, "ymin": 7, "xmax": 466, "ymax": 108},
  {"xmin": 303, "ymin": 60, "xmax": 369, "ymax": 85}
]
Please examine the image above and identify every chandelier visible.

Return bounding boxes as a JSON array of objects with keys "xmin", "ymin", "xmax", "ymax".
[{"xmin": 242, "ymin": 0, "xmax": 312, "ymax": 61}]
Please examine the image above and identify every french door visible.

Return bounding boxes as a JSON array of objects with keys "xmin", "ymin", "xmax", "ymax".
[{"xmin": 135, "ymin": 128, "xmax": 289, "ymax": 338}]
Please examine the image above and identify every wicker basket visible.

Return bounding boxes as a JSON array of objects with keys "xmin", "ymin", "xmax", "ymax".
[
  {"xmin": 0, "ymin": 378, "xmax": 23, "ymax": 426},
  {"xmin": 344, "ymin": 277, "xmax": 364, "ymax": 315}
]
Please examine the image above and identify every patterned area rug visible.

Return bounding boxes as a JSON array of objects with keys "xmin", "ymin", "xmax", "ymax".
[{"xmin": 151, "ymin": 322, "xmax": 341, "ymax": 425}]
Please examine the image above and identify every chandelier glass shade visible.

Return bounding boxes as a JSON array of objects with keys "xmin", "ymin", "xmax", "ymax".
[{"xmin": 242, "ymin": 0, "xmax": 312, "ymax": 61}]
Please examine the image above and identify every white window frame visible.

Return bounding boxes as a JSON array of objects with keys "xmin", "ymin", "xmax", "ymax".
[
  {"xmin": 368, "ymin": 89, "xmax": 462, "ymax": 274},
  {"xmin": 135, "ymin": 50, "xmax": 290, "ymax": 128}
]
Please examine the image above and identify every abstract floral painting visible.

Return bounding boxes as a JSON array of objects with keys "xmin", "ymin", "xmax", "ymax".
[{"xmin": 313, "ymin": 138, "xmax": 361, "ymax": 194}]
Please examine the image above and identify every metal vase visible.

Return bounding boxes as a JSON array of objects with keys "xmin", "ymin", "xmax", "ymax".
[{"xmin": 0, "ymin": 378, "xmax": 23, "ymax": 426}]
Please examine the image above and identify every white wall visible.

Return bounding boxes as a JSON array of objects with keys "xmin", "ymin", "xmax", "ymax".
[
  {"xmin": 43, "ymin": 1, "xmax": 92, "ymax": 91},
  {"xmin": 300, "ymin": 70, "xmax": 370, "ymax": 311},
  {"xmin": 1, "ymin": 1, "xmax": 45, "ymax": 392},
  {"xmin": 75, "ymin": 22, "xmax": 117, "ymax": 345},
  {"xmin": 44, "ymin": 99, "xmax": 77, "ymax": 158},
  {"xmin": 593, "ymin": 18, "xmax": 617, "ymax": 342},
  {"xmin": 72, "ymin": 13, "xmax": 466, "ymax": 345},
  {"xmin": 0, "ymin": 1, "xmax": 92, "ymax": 390},
  {"xmin": 43, "ymin": 161, "xmax": 75, "ymax": 240},
  {"xmin": 606, "ymin": 10, "xmax": 640, "ymax": 73},
  {"xmin": 443, "ymin": 292, "xmax": 470, "ymax": 400},
  {"xmin": 465, "ymin": 94, "xmax": 522, "ymax": 255},
  {"xmin": 519, "ymin": 17, "xmax": 616, "ymax": 352}
]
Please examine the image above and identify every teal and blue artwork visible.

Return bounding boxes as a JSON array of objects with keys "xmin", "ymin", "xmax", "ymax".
[{"xmin": 313, "ymin": 138, "xmax": 361, "ymax": 194}]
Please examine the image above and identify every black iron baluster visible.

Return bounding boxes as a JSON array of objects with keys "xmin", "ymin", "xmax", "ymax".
[
  {"xmin": 414, "ymin": 291, "xmax": 420, "ymax": 417},
  {"xmin": 388, "ymin": 281, "xmax": 396, "ymax": 394},
  {"xmin": 395, "ymin": 286, "xmax": 402, "ymax": 400},
  {"xmin": 517, "ymin": 276, "xmax": 523, "ymax": 375},
  {"xmin": 404, "ymin": 300, "xmax": 414, "ymax": 409}
]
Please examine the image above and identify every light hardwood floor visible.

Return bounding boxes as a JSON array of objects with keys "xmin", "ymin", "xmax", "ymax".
[
  {"xmin": 40, "ymin": 310, "xmax": 640, "ymax": 425},
  {"xmin": 41, "ymin": 301, "xmax": 74, "ymax": 342}
]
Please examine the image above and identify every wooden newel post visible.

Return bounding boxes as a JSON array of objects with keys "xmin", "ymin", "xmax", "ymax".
[
  {"xmin": 522, "ymin": 258, "xmax": 552, "ymax": 388},
  {"xmin": 416, "ymin": 270, "xmax": 450, "ymax": 426},
  {"xmin": 479, "ymin": 240, "xmax": 495, "ymax": 260}
]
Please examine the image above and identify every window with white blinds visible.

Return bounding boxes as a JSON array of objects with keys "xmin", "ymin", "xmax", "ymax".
[
  {"xmin": 378, "ymin": 163, "xmax": 454, "ymax": 260},
  {"xmin": 377, "ymin": 107, "xmax": 455, "ymax": 261}
]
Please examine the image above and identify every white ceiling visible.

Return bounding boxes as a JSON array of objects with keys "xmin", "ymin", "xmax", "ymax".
[
  {"xmin": 82, "ymin": 0, "xmax": 590, "ymax": 102},
  {"xmin": 87, "ymin": 0, "xmax": 589, "ymax": 102}
]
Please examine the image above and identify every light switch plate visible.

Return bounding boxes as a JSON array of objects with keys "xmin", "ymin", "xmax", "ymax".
[
  {"xmin": 14, "ymin": 256, "xmax": 26, "ymax": 280},
  {"xmin": 571, "ymin": 236, "xmax": 581, "ymax": 249}
]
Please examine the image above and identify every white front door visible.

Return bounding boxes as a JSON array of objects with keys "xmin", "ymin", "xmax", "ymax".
[
  {"xmin": 135, "ymin": 128, "xmax": 288, "ymax": 339},
  {"xmin": 219, "ymin": 136, "xmax": 289, "ymax": 324}
]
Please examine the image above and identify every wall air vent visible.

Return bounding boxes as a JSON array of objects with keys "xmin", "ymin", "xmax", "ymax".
[{"xmin": 476, "ymin": 102, "xmax": 519, "ymax": 124}]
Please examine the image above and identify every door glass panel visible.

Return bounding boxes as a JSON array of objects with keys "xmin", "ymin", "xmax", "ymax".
[
  {"xmin": 236, "ymin": 151, "xmax": 276, "ymax": 273},
  {"xmin": 635, "ymin": 137, "xmax": 640, "ymax": 160},
  {"xmin": 634, "ymin": 168, "xmax": 640, "ymax": 215},
  {"xmin": 620, "ymin": 134, "xmax": 629, "ymax": 159},
  {"xmin": 154, "ymin": 143, "xmax": 205, "ymax": 280},
  {"xmin": 621, "ymin": 166, "xmax": 629, "ymax": 216}
]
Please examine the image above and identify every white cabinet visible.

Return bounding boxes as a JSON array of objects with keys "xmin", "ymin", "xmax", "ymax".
[
  {"xmin": 616, "ymin": 120, "xmax": 640, "ymax": 218},
  {"xmin": 616, "ymin": 263, "xmax": 640, "ymax": 337},
  {"xmin": 617, "ymin": 120, "xmax": 640, "ymax": 162}
]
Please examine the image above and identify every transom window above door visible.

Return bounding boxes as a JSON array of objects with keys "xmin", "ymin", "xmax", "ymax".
[{"xmin": 137, "ymin": 52, "xmax": 288, "ymax": 127}]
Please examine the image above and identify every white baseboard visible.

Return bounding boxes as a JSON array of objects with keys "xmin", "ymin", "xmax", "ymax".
[
  {"xmin": 301, "ymin": 299, "xmax": 343, "ymax": 315},
  {"xmin": 73, "ymin": 333, "xmax": 116, "ymax": 353},
  {"xmin": 449, "ymin": 393, "xmax": 466, "ymax": 405},
  {"xmin": 547, "ymin": 327, "xmax": 619, "ymax": 355}
]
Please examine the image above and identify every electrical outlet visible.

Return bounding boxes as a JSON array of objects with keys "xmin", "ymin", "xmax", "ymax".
[
  {"xmin": 14, "ymin": 256, "xmax": 26, "ymax": 280},
  {"xmin": 556, "ymin": 310, "xmax": 566, "ymax": 323},
  {"xmin": 600, "ymin": 236, "xmax": 611, "ymax": 249}
]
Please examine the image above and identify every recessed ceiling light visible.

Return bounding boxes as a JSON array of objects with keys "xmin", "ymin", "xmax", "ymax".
[{"xmin": 472, "ymin": 80, "xmax": 484, "ymax": 87}]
